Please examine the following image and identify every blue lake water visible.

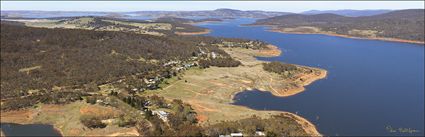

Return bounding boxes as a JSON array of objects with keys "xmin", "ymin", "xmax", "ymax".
[
  {"xmin": 198, "ymin": 18, "xmax": 424, "ymax": 136},
  {"xmin": 1, "ymin": 123, "xmax": 62, "ymax": 137}
]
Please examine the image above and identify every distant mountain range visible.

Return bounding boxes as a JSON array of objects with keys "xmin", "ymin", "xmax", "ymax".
[
  {"xmin": 1, "ymin": 8, "xmax": 293, "ymax": 19},
  {"xmin": 302, "ymin": 9, "xmax": 392, "ymax": 17},
  {"xmin": 252, "ymin": 9, "xmax": 425, "ymax": 43},
  {"xmin": 2, "ymin": 8, "xmax": 418, "ymax": 19},
  {"xmin": 126, "ymin": 8, "xmax": 293, "ymax": 18}
]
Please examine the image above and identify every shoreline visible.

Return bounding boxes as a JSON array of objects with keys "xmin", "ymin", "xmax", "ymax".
[
  {"xmin": 265, "ymin": 68, "xmax": 327, "ymax": 97},
  {"xmin": 222, "ymin": 45, "xmax": 325, "ymax": 135},
  {"xmin": 251, "ymin": 24, "xmax": 424, "ymax": 45},
  {"xmin": 258, "ymin": 44, "xmax": 282, "ymax": 57},
  {"xmin": 226, "ymin": 104, "xmax": 322, "ymax": 136},
  {"xmin": 282, "ymin": 112, "xmax": 322, "ymax": 136},
  {"xmin": 186, "ymin": 20, "xmax": 223, "ymax": 25},
  {"xmin": 226, "ymin": 44, "xmax": 327, "ymax": 98},
  {"xmin": 174, "ymin": 29, "xmax": 211, "ymax": 35}
]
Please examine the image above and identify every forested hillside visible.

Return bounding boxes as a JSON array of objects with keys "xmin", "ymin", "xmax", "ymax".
[
  {"xmin": 253, "ymin": 9, "xmax": 425, "ymax": 42},
  {"xmin": 0, "ymin": 23, "xmax": 245, "ymax": 99}
]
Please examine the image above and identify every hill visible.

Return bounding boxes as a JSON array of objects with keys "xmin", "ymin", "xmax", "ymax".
[
  {"xmin": 302, "ymin": 9, "xmax": 392, "ymax": 17},
  {"xmin": 0, "ymin": 22, "xmax": 253, "ymax": 99},
  {"xmin": 3, "ymin": 16, "xmax": 211, "ymax": 36},
  {"xmin": 252, "ymin": 9, "xmax": 425, "ymax": 43},
  {"xmin": 1, "ymin": 9, "xmax": 293, "ymax": 19},
  {"xmin": 130, "ymin": 8, "xmax": 293, "ymax": 18},
  {"xmin": 155, "ymin": 17, "xmax": 223, "ymax": 24},
  {"xmin": 0, "ymin": 21, "xmax": 321, "ymax": 136}
]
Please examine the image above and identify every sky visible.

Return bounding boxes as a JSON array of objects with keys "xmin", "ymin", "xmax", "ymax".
[{"xmin": 1, "ymin": 1, "xmax": 424, "ymax": 13}]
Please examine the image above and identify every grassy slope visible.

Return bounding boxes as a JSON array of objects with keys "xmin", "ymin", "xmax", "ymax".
[{"xmin": 143, "ymin": 47, "xmax": 325, "ymax": 136}]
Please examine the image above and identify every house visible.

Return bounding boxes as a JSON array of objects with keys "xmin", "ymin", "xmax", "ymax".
[
  {"xmin": 144, "ymin": 78, "xmax": 154, "ymax": 84},
  {"xmin": 230, "ymin": 133, "xmax": 243, "ymax": 137},
  {"xmin": 198, "ymin": 42, "xmax": 206, "ymax": 46},
  {"xmin": 174, "ymin": 66, "xmax": 185, "ymax": 71},
  {"xmin": 152, "ymin": 110, "xmax": 169, "ymax": 122},
  {"xmin": 183, "ymin": 62, "xmax": 196, "ymax": 68},
  {"xmin": 144, "ymin": 101, "xmax": 151, "ymax": 107},
  {"xmin": 96, "ymin": 99, "xmax": 103, "ymax": 104},
  {"xmin": 96, "ymin": 99, "xmax": 109, "ymax": 105},
  {"xmin": 211, "ymin": 52, "xmax": 217, "ymax": 59},
  {"xmin": 199, "ymin": 48, "xmax": 206, "ymax": 54},
  {"xmin": 255, "ymin": 131, "xmax": 265, "ymax": 136},
  {"xmin": 223, "ymin": 41, "xmax": 235, "ymax": 47},
  {"xmin": 163, "ymin": 61, "xmax": 180, "ymax": 66},
  {"xmin": 219, "ymin": 135, "xmax": 231, "ymax": 137}
]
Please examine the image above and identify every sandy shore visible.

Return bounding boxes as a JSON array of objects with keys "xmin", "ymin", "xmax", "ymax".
[
  {"xmin": 224, "ymin": 46, "xmax": 325, "ymax": 135},
  {"xmin": 268, "ymin": 27, "xmax": 424, "ymax": 45},
  {"xmin": 186, "ymin": 20, "xmax": 223, "ymax": 25},
  {"xmin": 248, "ymin": 24, "xmax": 424, "ymax": 45},
  {"xmin": 281, "ymin": 112, "xmax": 322, "ymax": 136},
  {"xmin": 258, "ymin": 44, "xmax": 282, "ymax": 57},
  {"xmin": 174, "ymin": 29, "xmax": 211, "ymax": 35},
  {"xmin": 266, "ymin": 69, "xmax": 327, "ymax": 97},
  {"xmin": 235, "ymin": 45, "xmax": 325, "ymax": 135},
  {"xmin": 229, "ymin": 45, "xmax": 327, "ymax": 97}
]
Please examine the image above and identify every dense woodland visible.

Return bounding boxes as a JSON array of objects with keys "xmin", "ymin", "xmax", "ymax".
[
  {"xmin": 0, "ymin": 20, "xmax": 308, "ymax": 136},
  {"xmin": 199, "ymin": 58, "xmax": 241, "ymax": 68},
  {"xmin": 254, "ymin": 9, "xmax": 425, "ymax": 42},
  {"xmin": 0, "ymin": 22, "xmax": 246, "ymax": 99},
  {"xmin": 0, "ymin": 21, "xmax": 270, "ymax": 99},
  {"xmin": 263, "ymin": 61, "xmax": 298, "ymax": 74}
]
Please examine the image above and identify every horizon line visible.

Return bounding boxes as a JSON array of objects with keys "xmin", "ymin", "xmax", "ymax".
[{"xmin": 2, "ymin": 8, "xmax": 424, "ymax": 13}]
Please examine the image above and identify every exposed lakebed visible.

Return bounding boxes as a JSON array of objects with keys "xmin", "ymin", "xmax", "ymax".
[{"xmin": 197, "ymin": 18, "xmax": 425, "ymax": 136}]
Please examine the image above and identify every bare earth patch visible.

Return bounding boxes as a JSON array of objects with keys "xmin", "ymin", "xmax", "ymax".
[
  {"xmin": 0, "ymin": 101, "xmax": 138, "ymax": 136},
  {"xmin": 175, "ymin": 29, "xmax": 211, "ymax": 35},
  {"xmin": 147, "ymin": 46, "xmax": 326, "ymax": 136}
]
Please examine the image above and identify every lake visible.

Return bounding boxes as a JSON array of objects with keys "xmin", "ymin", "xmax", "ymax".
[
  {"xmin": 1, "ymin": 123, "xmax": 62, "ymax": 136},
  {"xmin": 198, "ymin": 18, "xmax": 424, "ymax": 136}
]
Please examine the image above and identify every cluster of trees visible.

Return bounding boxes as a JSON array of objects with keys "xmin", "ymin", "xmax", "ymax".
[
  {"xmin": 80, "ymin": 115, "xmax": 107, "ymax": 129},
  {"xmin": 82, "ymin": 91, "xmax": 310, "ymax": 136},
  {"xmin": 254, "ymin": 9, "xmax": 425, "ymax": 42},
  {"xmin": 205, "ymin": 114, "xmax": 309, "ymax": 136},
  {"xmin": 113, "ymin": 92, "xmax": 202, "ymax": 136},
  {"xmin": 180, "ymin": 35, "xmax": 270, "ymax": 50},
  {"xmin": 168, "ymin": 99, "xmax": 198, "ymax": 127},
  {"xmin": 199, "ymin": 58, "xmax": 241, "ymax": 68},
  {"xmin": 1, "ymin": 91, "xmax": 86, "ymax": 111},
  {"xmin": 139, "ymin": 99, "xmax": 203, "ymax": 136},
  {"xmin": 263, "ymin": 61, "xmax": 298, "ymax": 74}
]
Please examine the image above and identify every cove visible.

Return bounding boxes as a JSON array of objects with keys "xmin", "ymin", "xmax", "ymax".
[
  {"xmin": 198, "ymin": 18, "xmax": 424, "ymax": 136},
  {"xmin": 1, "ymin": 123, "xmax": 62, "ymax": 137}
]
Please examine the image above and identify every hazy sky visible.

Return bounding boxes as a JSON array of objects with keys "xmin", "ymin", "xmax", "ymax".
[{"xmin": 1, "ymin": 1, "xmax": 424, "ymax": 13}]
